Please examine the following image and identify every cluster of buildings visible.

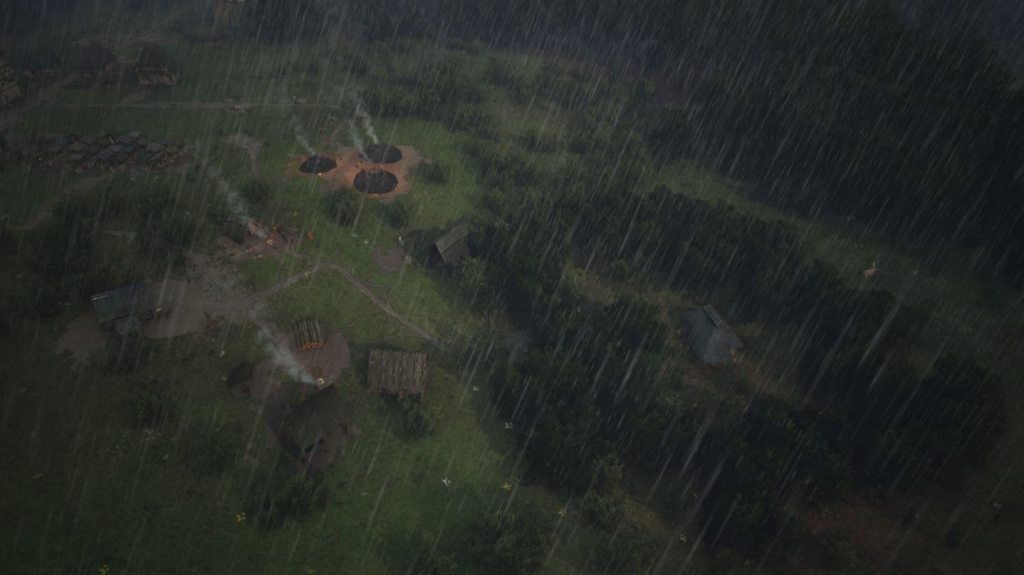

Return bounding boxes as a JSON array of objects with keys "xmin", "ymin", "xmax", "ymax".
[
  {"xmin": 0, "ymin": 43, "xmax": 182, "ymax": 111},
  {"xmin": 28, "ymin": 131, "xmax": 185, "ymax": 172}
]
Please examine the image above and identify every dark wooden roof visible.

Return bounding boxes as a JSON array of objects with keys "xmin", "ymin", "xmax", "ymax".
[
  {"xmin": 367, "ymin": 349, "xmax": 428, "ymax": 397},
  {"xmin": 90, "ymin": 284, "xmax": 149, "ymax": 324},
  {"xmin": 280, "ymin": 385, "xmax": 347, "ymax": 453},
  {"xmin": 134, "ymin": 44, "xmax": 179, "ymax": 71},
  {"xmin": 682, "ymin": 304, "xmax": 743, "ymax": 365},
  {"xmin": 433, "ymin": 224, "xmax": 471, "ymax": 267}
]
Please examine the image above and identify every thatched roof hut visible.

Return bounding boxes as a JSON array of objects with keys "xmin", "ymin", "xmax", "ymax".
[
  {"xmin": 430, "ymin": 224, "xmax": 471, "ymax": 270},
  {"xmin": 278, "ymin": 385, "xmax": 348, "ymax": 464},
  {"xmin": 0, "ymin": 52, "xmax": 22, "ymax": 107},
  {"xmin": 132, "ymin": 44, "xmax": 181, "ymax": 87},
  {"xmin": 367, "ymin": 349, "xmax": 428, "ymax": 398},
  {"xmin": 682, "ymin": 304, "xmax": 743, "ymax": 365}
]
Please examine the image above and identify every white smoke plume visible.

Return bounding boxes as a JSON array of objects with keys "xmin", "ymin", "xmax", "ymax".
[
  {"xmin": 353, "ymin": 93, "xmax": 379, "ymax": 145},
  {"xmin": 289, "ymin": 113, "xmax": 316, "ymax": 155},
  {"xmin": 256, "ymin": 325, "xmax": 316, "ymax": 385},
  {"xmin": 201, "ymin": 158, "xmax": 248, "ymax": 216}
]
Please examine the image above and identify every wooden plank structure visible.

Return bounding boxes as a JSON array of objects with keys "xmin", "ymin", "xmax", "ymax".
[
  {"xmin": 292, "ymin": 318, "xmax": 326, "ymax": 350},
  {"xmin": 430, "ymin": 224, "xmax": 471, "ymax": 270},
  {"xmin": 367, "ymin": 349, "xmax": 428, "ymax": 399}
]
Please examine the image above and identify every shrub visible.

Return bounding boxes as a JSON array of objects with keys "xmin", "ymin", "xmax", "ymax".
[
  {"xmin": 384, "ymin": 200, "xmax": 411, "ymax": 229},
  {"xmin": 125, "ymin": 381, "xmax": 175, "ymax": 429},
  {"xmin": 241, "ymin": 179, "xmax": 271, "ymax": 208},
  {"xmin": 245, "ymin": 458, "xmax": 330, "ymax": 530},
  {"xmin": 417, "ymin": 161, "xmax": 447, "ymax": 184},
  {"xmin": 322, "ymin": 188, "xmax": 361, "ymax": 226},
  {"xmin": 403, "ymin": 401, "xmax": 436, "ymax": 438}
]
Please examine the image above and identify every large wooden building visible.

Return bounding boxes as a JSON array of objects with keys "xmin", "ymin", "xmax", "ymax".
[
  {"xmin": 277, "ymin": 385, "xmax": 348, "ymax": 466},
  {"xmin": 90, "ymin": 284, "xmax": 166, "ymax": 335},
  {"xmin": 367, "ymin": 349, "xmax": 428, "ymax": 399}
]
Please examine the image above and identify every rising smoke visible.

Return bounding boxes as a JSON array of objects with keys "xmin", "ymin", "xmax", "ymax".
[
  {"xmin": 257, "ymin": 325, "xmax": 316, "ymax": 385},
  {"xmin": 289, "ymin": 113, "xmax": 317, "ymax": 155}
]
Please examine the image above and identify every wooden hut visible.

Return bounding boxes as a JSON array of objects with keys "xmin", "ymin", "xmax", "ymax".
[
  {"xmin": 367, "ymin": 349, "xmax": 428, "ymax": 399},
  {"xmin": 292, "ymin": 318, "xmax": 326, "ymax": 350},
  {"xmin": 132, "ymin": 44, "xmax": 181, "ymax": 87},
  {"xmin": 90, "ymin": 284, "xmax": 157, "ymax": 335},
  {"xmin": 681, "ymin": 304, "xmax": 744, "ymax": 365},
  {"xmin": 277, "ymin": 385, "xmax": 348, "ymax": 465},
  {"xmin": 430, "ymin": 224, "xmax": 471, "ymax": 271},
  {"xmin": 0, "ymin": 51, "xmax": 22, "ymax": 107}
]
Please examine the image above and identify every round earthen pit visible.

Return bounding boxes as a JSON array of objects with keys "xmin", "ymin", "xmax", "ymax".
[
  {"xmin": 299, "ymin": 155, "xmax": 338, "ymax": 174},
  {"xmin": 354, "ymin": 169, "xmax": 399, "ymax": 195}
]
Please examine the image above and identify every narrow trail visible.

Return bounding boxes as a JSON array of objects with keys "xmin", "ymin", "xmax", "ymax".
[{"xmin": 256, "ymin": 261, "xmax": 443, "ymax": 350}]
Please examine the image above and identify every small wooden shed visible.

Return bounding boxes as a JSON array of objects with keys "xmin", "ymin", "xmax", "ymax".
[
  {"xmin": 0, "ymin": 52, "xmax": 22, "ymax": 107},
  {"xmin": 367, "ymin": 349, "xmax": 428, "ymax": 399},
  {"xmin": 681, "ymin": 304, "xmax": 744, "ymax": 365},
  {"xmin": 132, "ymin": 44, "xmax": 181, "ymax": 87},
  {"xmin": 430, "ymin": 224, "xmax": 471, "ymax": 271}
]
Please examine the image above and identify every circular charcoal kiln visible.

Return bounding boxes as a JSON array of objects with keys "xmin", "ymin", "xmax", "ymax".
[
  {"xmin": 299, "ymin": 155, "xmax": 338, "ymax": 174},
  {"xmin": 354, "ymin": 169, "xmax": 399, "ymax": 195},
  {"xmin": 360, "ymin": 143, "xmax": 402, "ymax": 164}
]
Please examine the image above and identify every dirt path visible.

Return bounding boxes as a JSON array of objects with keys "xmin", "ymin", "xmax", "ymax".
[
  {"xmin": 254, "ymin": 261, "xmax": 443, "ymax": 349},
  {"xmin": 319, "ymin": 262, "xmax": 443, "ymax": 349},
  {"xmin": 191, "ymin": 246, "xmax": 442, "ymax": 350}
]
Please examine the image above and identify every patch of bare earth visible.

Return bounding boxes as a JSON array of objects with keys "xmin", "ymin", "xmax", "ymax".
[
  {"xmin": 144, "ymin": 278, "xmax": 208, "ymax": 339},
  {"xmin": 55, "ymin": 311, "xmax": 106, "ymax": 365},
  {"xmin": 371, "ymin": 245, "xmax": 407, "ymax": 272},
  {"xmin": 299, "ymin": 145, "xmax": 423, "ymax": 202}
]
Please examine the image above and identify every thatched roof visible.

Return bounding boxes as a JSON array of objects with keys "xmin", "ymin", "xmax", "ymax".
[
  {"xmin": 682, "ymin": 304, "xmax": 743, "ymax": 365},
  {"xmin": 279, "ymin": 385, "xmax": 347, "ymax": 456},
  {"xmin": 367, "ymin": 349, "xmax": 428, "ymax": 398},
  {"xmin": 134, "ymin": 44, "xmax": 180, "ymax": 72},
  {"xmin": 432, "ymin": 224, "xmax": 471, "ymax": 268}
]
